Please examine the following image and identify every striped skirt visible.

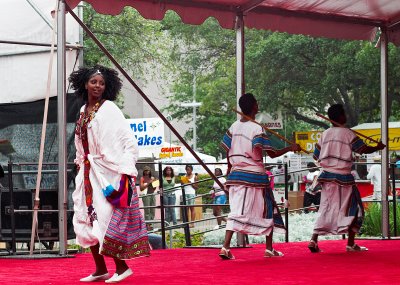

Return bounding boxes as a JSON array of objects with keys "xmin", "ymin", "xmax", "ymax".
[
  {"xmin": 100, "ymin": 186, "xmax": 150, "ymax": 259},
  {"xmin": 226, "ymin": 185, "xmax": 285, "ymax": 235},
  {"xmin": 313, "ymin": 182, "xmax": 364, "ymax": 235}
]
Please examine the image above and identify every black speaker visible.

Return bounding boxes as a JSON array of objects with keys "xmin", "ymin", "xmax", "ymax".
[{"xmin": 0, "ymin": 189, "xmax": 75, "ymax": 241}]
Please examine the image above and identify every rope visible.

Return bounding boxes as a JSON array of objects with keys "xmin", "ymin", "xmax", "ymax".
[{"xmin": 29, "ymin": 0, "xmax": 58, "ymax": 255}]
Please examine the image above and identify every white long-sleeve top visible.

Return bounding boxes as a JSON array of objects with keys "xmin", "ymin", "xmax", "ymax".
[{"xmin": 367, "ymin": 164, "xmax": 382, "ymax": 192}]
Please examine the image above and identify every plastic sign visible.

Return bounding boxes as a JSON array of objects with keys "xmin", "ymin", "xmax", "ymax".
[
  {"xmin": 127, "ymin": 118, "xmax": 164, "ymax": 148},
  {"xmin": 295, "ymin": 131, "xmax": 322, "ymax": 153},
  {"xmin": 159, "ymin": 146, "xmax": 184, "ymax": 159},
  {"xmin": 295, "ymin": 128, "xmax": 400, "ymax": 152},
  {"xmin": 256, "ymin": 110, "xmax": 283, "ymax": 129}
]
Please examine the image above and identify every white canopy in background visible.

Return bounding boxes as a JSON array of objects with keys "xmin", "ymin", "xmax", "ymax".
[
  {"xmin": 140, "ymin": 143, "xmax": 217, "ymax": 174},
  {"xmin": 66, "ymin": 0, "xmax": 400, "ymax": 46},
  {"xmin": 0, "ymin": 0, "xmax": 80, "ymax": 104}
]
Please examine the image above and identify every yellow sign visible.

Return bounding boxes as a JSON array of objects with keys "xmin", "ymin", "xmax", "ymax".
[
  {"xmin": 295, "ymin": 129, "xmax": 400, "ymax": 152},
  {"xmin": 357, "ymin": 128, "xmax": 400, "ymax": 151},
  {"xmin": 158, "ymin": 146, "xmax": 184, "ymax": 159},
  {"xmin": 295, "ymin": 131, "xmax": 322, "ymax": 153}
]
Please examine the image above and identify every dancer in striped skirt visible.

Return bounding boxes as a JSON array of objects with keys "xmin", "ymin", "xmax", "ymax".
[
  {"xmin": 308, "ymin": 104, "xmax": 385, "ymax": 253},
  {"xmin": 219, "ymin": 93, "xmax": 300, "ymax": 260},
  {"xmin": 70, "ymin": 65, "xmax": 150, "ymax": 283}
]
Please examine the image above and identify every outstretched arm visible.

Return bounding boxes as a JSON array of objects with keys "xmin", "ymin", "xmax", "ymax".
[
  {"xmin": 361, "ymin": 142, "xmax": 386, "ymax": 154},
  {"xmin": 266, "ymin": 143, "xmax": 301, "ymax": 158}
]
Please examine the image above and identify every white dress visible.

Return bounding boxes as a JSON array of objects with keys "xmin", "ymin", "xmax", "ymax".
[{"xmin": 72, "ymin": 100, "xmax": 141, "ymax": 252}]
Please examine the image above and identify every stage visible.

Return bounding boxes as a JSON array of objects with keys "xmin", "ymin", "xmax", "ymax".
[{"xmin": 1, "ymin": 239, "xmax": 399, "ymax": 284}]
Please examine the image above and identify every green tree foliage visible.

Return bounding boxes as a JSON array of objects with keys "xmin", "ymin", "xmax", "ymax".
[
  {"xmin": 82, "ymin": 7, "xmax": 400, "ymax": 158},
  {"xmin": 82, "ymin": 3, "xmax": 170, "ymax": 81},
  {"xmin": 161, "ymin": 13, "xmax": 400, "ymax": 158}
]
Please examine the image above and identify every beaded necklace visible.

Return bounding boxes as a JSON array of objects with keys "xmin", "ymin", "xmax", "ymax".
[
  {"xmin": 75, "ymin": 100, "xmax": 102, "ymax": 140},
  {"xmin": 74, "ymin": 99, "xmax": 104, "ymax": 224}
]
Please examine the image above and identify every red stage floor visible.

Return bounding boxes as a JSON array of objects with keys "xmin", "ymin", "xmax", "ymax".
[{"xmin": 1, "ymin": 239, "xmax": 399, "ymax": 284}]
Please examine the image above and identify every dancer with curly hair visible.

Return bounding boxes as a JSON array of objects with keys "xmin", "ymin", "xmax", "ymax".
[{"xmin": 70, "ymin": 65, "xmax": 150, "ymax": 283}]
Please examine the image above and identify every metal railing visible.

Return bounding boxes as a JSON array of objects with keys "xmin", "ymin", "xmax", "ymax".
[{"xmin": 2, "ymin": 159, "xmax": 399, "ymax": 253}]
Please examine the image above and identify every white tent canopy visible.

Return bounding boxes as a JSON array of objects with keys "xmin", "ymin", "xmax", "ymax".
[
  {"xmin": 0, "ymin": 0, "xmax": 80, "ymax": 104},
  {"xmin": 145, "ymin": 143, "xmax": 217, "ymax": 174}
]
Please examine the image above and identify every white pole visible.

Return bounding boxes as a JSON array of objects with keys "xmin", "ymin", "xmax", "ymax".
[
  {"xmin": 193, "ymin": 73, "xmax": 197, "ymax": 151},
  {"xmin": 57, "ymin": 0, "xmax": 68, "ymax": 255},
  {"xmin": 235, "ymin": 13, "xmax": 246, "ymax": 247},
  {"xmin": 77, "ymin": 3, "xmax": 84, "ymax": 66},
  {"xmin": 380, "ymin": 30, "xmax": 390, "ymax": 238},
  {"xmin": 235, "ymin": 13, "xmax": 245, "ymax": 119}
]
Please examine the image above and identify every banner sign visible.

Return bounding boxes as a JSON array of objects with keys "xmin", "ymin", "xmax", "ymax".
[
  {"xmin": 256, "ymin": 110, "xmax": 283, "ymax": 129},
  {"xmin": 127, "ymin": 118, "xmax": 164, "ymax": 148},
  {"xmin": 295, "ymin": 131, "xmax": 322, "ymax": 153},
  {"xmin": 357, "ymin": 128, "xmax": 400, "ymax": 151},
  {"xmin": 295, "ymin": 128, "xmax": 400, "ymax": 152},
  {"xmin": 158, "ymin": 146, "xmax": 184, "ymax": 159}
]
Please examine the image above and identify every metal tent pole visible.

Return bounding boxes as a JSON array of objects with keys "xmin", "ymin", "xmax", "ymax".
[
  {"xmin": 57, "ymin": 0, "xmax": 68, "ymax": 255},
  {"xmin": 235, "ymin": 13, "xmax": 247, "ymax": 247},
  {"xmin": 380, "ymin": 30, "xmax": 390, "ymax": 238},
  {"xmin": 235, "ymin": 13, "xmax": 245, "ymax": 117}
]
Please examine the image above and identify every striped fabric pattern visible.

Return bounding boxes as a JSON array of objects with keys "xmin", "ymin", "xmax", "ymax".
[
  {"xmin": 346, "ymin": 185, "xmax": 365, "ymax": 231},
  {"xmin": 318, "ymin": 171, "xmax": 355, "ymax": 186},
  {"xmin": 252, "ymin": 133, "xmax": 276, "ymax": 154},
  {"xmin": 227, "ymin": 170, "xmax": 269, "ymax": 187},
  {"xmin": 264, "ymin": 187, "xmax": 286, "ymax": 233},
  {"xmin": 221, "ymin": 130, "xmax": 232, "ymax": 152},
  {"xmin": 101, "ymin": 185, "xmax": 150, "ymax": 259},
  {"xmin": 351, "ymin": 137, "xmax": 368, "ymax": 153},
  {"xmin": 102, "ymin": 174, "xmax": 130, "ymax": 208},
  {"xmin": 313, "ymin": 143, "xmax": 321, "ymax": 160}
]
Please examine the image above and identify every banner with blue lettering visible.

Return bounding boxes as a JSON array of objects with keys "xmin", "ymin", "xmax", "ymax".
[{"xmin": 127, "ymin": 118, "xmax": 164, "ymax": 148}]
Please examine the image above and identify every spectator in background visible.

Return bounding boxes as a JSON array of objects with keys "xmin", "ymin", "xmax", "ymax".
[
  {"xmin": 210, "ymin": 168, "xmax": 227, "ymax": 229},
  {"xmin": 351, "ymin": 165, "xmax": 361, "ymax": 180},
  {"xmin": 0, "ymin": 164, "xmax": 4, "ymax": 189},
  {"xmin": 265, "ymin": 166, "xmax": 275, "ymax": 191},
  {"xmin": 140, "ymin": 166, "xmax": 157, "ymax": 229},
  {"xmin": 181, "ymin": 164, "xmax": 198, "ymax": 228},
  {"xmin": 162, "ymin": 166, "xmax": 177, "ymax": 225},
  {"xmin": 367, "ymin": 156, "xmax": 382, "ymax": 200},
  {"xmin": 302, "ymin": 162, "xmax": 321, "ymax": 213},
  {"xmin": 272, "ymin": 161, "xmax": 284, "ymax": 184}
]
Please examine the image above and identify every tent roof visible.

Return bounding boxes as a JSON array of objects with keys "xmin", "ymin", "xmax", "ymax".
[
  {"xmin": 66, "ymin": 0, "xmax": 400, "ymax": 45},
  {"xmin": 352, "ymin": 122, "xmax": 400, "ymax": 130}
]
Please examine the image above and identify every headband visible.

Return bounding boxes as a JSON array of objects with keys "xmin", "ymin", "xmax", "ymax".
[{"xmin": 89, "ymin": 69, "xmax": 104, "ymax": 79}]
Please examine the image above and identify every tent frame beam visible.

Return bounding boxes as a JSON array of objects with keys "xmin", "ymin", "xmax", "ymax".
[
  {"xmin": 240, "ymin": 0, "xmax": 266, "ymax": 13},
  {"xmin": 0, "ymin": 39, "xmax": 81, "ymax": 49}
]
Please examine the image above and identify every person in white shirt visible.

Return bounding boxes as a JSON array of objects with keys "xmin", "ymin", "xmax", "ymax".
[
  {"xmin": 210, "ymin": 168, "xmax": 227, "ymax": 229},
  {"xmin": 367, "ymin": 156, "xmax": 382, "ymax": 200},
  {"xmin": 302, "ymin": 162, "xmax": 321, "ymax": 213},
  {"xmin": 181, "ymin": 165, "xmax": 199, "ymax": 227}
]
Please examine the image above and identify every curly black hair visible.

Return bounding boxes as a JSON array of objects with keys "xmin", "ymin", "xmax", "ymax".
[
  {"xmin": 239, "ymin": 93, "xmax": 257, "ymax": 115},
  {"xmin": 68, "ymin": 64, "xmax": 122, "ymax": 102}
]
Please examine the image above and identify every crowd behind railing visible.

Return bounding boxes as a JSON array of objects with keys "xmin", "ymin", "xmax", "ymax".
[{"xmin": 0, "ymin": 159, "xmax": 399, "ymax": 253}]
